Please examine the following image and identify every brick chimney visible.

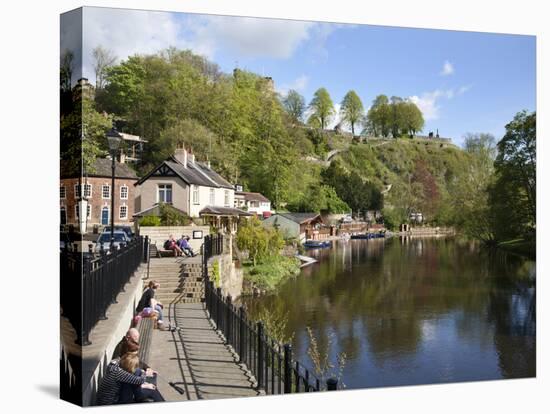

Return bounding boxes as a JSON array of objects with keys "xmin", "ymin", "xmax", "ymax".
[{"xmin": 174, "ymin": 144, "xmax": 188, "ymax": 168}]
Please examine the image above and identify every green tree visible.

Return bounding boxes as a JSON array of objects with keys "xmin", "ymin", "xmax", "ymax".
[
  {"xmin": 308, "ymin": 88, "xmax": 335, "ymax": 130},
  {"xmin": 340, "ymin": 90, "xmax": 364, "ymax": 136},
  {"xmin": 367, "ymin": 95, "xmax": 391, "ymax": 137},
  {"xmin": 489, "ymin": 111, "xmax": 536, "ymax": 241},
  {"xmin": 449, "ymin": 133, "xmax": 496, "ymax": 242},
  {"xmin": 282, "ymin": 89, "xmax": 305, "ymax": 124},
  {"xmin": 237, "ymin": 216, "xmax": 283, "ymax": 266}
]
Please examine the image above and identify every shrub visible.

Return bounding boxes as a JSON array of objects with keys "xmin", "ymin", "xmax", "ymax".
[
  {"xmin": 139, "ymin": 216, "xmax": 161, "ymax": 227},
  {"xmin": 159, "ymin": 203, "xmax": 191, "ymax": 226}
]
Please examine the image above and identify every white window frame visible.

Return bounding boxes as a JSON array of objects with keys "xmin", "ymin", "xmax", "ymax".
[
  {"xmin": 74, "ymin": 184, "xmax": 92, "ymax": 199},
  {"xmin": 209, "ymin": 188, "xmax": 215, "ymax": 205},
  {"xmin": 224, "ymin": 190, "xmax": 230, "ymax": 207},
  {"xmin": 102, "ymin": 184, "xmax": 111, "ymax": 199},
  {"xmin": 60, "ymin": 185, "xmax": 66, "ymax": 199},
  {"xmin": 192, "ymin": 185, "xmax": 200, "ymax": 205},
  {"xmin": 120, "ymin": 185, "xmax": 129, "ymax": 200},
  {"xmin": 158, "ymin": 184, "xmax": 173, "ymax": 204},
  {"xmin": 83, "ymin": 184, "xmax": 92, "ymax": 198},
  {"xmin": 119, "ymin": 204, "xmax": 128, "ymax": 220}
]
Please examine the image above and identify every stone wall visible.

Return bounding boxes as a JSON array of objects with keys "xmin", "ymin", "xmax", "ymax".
[
  {"xmin": 80, "ymin": 265, "xmax": 146, "ymax": 406},
  {"xmin": 139, "ymin": 225, "xmax": 210, "ymax": 252},
  {"xmin": 216, "ymin": 253, "xmax": 244, "ymax": 300}
]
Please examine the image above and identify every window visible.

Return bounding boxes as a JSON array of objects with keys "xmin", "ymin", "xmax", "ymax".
[
  {"xmin": 209, "ymin": 188, "xmax": 215, "ymax": 205},
  {"xmin": 75, "ymin": 204, "xmax": 91, "ymax": 219},
  {"xmin": 158, "ymin": 184, "xmax": 172, "ymax": 203},
  {"xmin": 192, "ymin": 185, "xmax": 199, "ymax": 204},
  {"xmin": 60, "ymin": 207, "xmax": 67, "ymax": 225},
  {"xmin": 120, "ymin": 185, "xmax": 128, "ymax": 200},
  {"xmin": 83, "ymin": 184, "xmax": 92, "ymax": 198},
  {"xmin": 224, "ymin": 190, "xmax": 230, "ymax": 207},
  {"xmin": 74, "ymin": 184, "xmax": 92, "ymax": 199},
  {"xmin": 60, "ymin": 185, "xmax": 66, "ymax": 199},
  {"xmin": 119, "ymin": 205, "xmax": 128, "ymax": 220},
  {"xmin": 102, "ymin": 185, "xmax": 111, "ymax": 199}
]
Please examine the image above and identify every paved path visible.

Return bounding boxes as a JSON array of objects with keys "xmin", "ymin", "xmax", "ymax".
[{"xmin": 146, "ymin": 303, "xmax": 261, "ymax": 401}]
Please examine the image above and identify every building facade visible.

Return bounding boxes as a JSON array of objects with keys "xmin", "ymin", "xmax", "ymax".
[
  {"xmin": 60, "ymin": 158, "xmax": 138, "ymax": 232},
  {"xmin": 135, "ymin": 146, "xmax": 235, "ymax": 219},
  {"xmin": 234, "ymin": 190, "xmax": 271, "ymax": 217}
]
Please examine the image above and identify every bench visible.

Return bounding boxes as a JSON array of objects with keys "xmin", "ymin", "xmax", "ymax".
[{"xmin": 136, "ymin": 316, "xmax": 155, "ymax": 368}]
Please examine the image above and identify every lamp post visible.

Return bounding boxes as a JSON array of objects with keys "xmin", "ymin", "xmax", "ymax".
[{"xmin": 106, "ymin": 128, "xmax": 122, "ymax": 250}]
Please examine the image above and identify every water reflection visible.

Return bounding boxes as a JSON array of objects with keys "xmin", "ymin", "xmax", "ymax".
[{"xmin": 243, "ymin": 237, "xmax": 536, "ymax": 388}]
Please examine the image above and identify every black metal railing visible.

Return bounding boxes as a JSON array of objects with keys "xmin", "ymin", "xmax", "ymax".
[
  {"xmin": 60, "ymin": 236, "xmax": 149, "ymax": 346},
  {"xmin": 204, "ymin": 281, "xmax": 332, "ymax": 394},
  {"xmin": 201, "ymin": 233, "xmax": 337, "ymax": 393}
]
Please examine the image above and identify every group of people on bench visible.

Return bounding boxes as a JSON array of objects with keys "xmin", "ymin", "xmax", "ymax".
[
  {"xmin": 96, "ymin": 328, "xmax": 165, "ymax": 405},
  {"xmin": 164, "ymin": 234, "xmax": 195, "ymax": 257},
  {"xmin": 96, "ymin": 280, "xmax": 170, "ymax": 404}
]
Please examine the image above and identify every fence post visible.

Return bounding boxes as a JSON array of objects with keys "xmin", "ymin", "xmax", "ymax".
[
  {"xmin": 216, "ymin": 287, "xmax": 222, "ymax": 331},
  {"xmin": 283, "ymin": 344, "xmax": 292, "ymax": 394},
  {"xmin": 143, "ymin": 236, "xmax": 149, "ymax": 263},
  {"xmin": 257, "ymin": 321, "xmax": 264, "ymax": 390},
  {"xmin": 226, "ymin": 295, "xmax": 232, "ymax": 346},
  {"xmin": 326, "ymin": 378, "xmax": 338, "ymax": 391},
  {"xmin": 80, "ymin": 254, "xmax": 92, "ymax": 346},
  {"xmin": 239, "ymin": 306, "xmax": 246, "ymax": 362}
]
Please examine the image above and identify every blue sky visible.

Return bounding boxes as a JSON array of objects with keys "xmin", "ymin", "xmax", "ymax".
[{"xmin": 72, "ymin": 7, "xmax": 536, "ymax": 146}]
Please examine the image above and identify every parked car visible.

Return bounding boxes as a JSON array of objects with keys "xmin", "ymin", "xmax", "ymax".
[
  {"xmin": 94, "ymin": 231, "xmax": 130, "ymax": 253},
  {"xmin": 102, "ymin": 225, "xmax": 135, "ymax": 240}
]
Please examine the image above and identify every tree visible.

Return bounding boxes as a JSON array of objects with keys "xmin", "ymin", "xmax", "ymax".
[
  {"xmin": 308, "ymin": 88, "xmax": 335, "ymax": 130},
  {"xmin": 411, "ymin": 160, "xmax": 440, "ymax": 219},
  {"xmin": 449, "ymin": 133, "xmax": 496, "ymax": 242},
  {"xmin": 236, "ymin": 216, "xmax": 283, "ymax": 266},
  {"xmin": 367, "ymin": 95, "xmax": 391, "ymax": 137},
  {"xmin": 92, "ymin": 45, "xmax": 117, "ymax": 89},
  {"xmin": 401, "ymin": 101, "xmax": 424, "ymax": 137},
  {"xmin": 282, "ymin": 89, "xmax": 305, "ymax": 124},
  {"xmin": 340, "ymin": 90, "xmax": 364, "ymax": 136},
  {"xmin": 489, "ymin": 111, "xmax": 536, "ymax": 241}
]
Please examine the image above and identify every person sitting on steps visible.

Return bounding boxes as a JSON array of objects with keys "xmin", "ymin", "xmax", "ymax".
[
  {"xmin": 136, "ymin": 281, "xmax": 166, "ymax": 330},
  {"xmin": 117, "ymin": 352, "xmax": 165, "ymax": 403},
  {"xmin": 177, "ymin": 235, "xmax": 195, "ymax": 257},
  {"xmin": 164, "ymin": 234, "xmax": 183, "ymax": 257}
]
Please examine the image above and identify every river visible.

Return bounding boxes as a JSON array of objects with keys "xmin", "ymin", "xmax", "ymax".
[{"xmin": 242, "ymin": 237, "xmax": 536, "ymax": 389}]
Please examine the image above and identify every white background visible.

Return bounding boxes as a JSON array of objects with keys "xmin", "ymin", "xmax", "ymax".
[{"xmin": 0, "ymin": 0, "xmax": 547, "ymax": 412}]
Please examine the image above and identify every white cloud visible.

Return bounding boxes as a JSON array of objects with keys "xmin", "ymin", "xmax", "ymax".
[
  {"xmin": 277, "ymin": 74, "xmax": 309, "ymax": 95},
  {"xmin": 78, "ymin": 8, "xmax": 323, "ymax": 84},
  {"xmin": 81, "ymin": 8, "xmax": 183, "ymax": 82},
  {"xmin": 440, "ymin": 60, "xmax": 454, "ymax": 76},
  {"xmin": 187, "ymin": 15, "xmax": 315, "ymax": 60},
  {"xmin": 408, "ymin": 85, "xmax": 471, "ymax": 121}
]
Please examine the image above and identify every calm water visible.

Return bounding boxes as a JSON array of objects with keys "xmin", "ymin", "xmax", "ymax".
[{"xmin": 243, "ymin": 237, "xmax": 536, "ymax": 389}]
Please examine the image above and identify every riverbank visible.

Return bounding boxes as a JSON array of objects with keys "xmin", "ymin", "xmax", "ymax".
[
  {"xmin": 497, "ymin": 238, "xmax": 536, "ymax": 260},
  {"xmin": 242, "ymin": 255, "xmax": 301, "ymax": 294}
]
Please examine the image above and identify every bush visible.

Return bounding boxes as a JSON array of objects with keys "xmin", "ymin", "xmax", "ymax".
[
  {"xmin": 159, "ymin": 203, "xmax": 191, "ymax": 226},
  {"xmin": 139, "ymin": 216, "xmax": 161, "ymax": 227},
  {"xmin": 244, "ymin": 256, "xmax": 300, "ymax": 291},
  {"xmin": 237, "ymin": 217, "xmax": 284, "ymax": 265}
]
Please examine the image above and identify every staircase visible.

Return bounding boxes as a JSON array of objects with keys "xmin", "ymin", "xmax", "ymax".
[{"xmin": 145, "ymin": 256, "xmax": 212, "ymax": 304}]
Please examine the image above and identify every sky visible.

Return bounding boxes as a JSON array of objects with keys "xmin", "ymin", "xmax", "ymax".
[{"xmin": 63, "ymin": 7, "xmax": 536, "ymax": 146}]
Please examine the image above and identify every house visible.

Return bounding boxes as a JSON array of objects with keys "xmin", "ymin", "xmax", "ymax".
[
  {"xmin": 135, "ymin": 145, "xmax": 238, "ymax": 219},
  {"xmin": 60, "ymin": 158, "xmax": 138, "ymax": 232},
  {"xmin": 262, "ymin": 213, "xmax": 324, "ymax": 242},
  {"xmin": 119, "ymin": 132, "xmax": 147, "ymax": 164},
  {"xmin": 234, "ymin": 189, "xmax": 272, "ymax": 217}
]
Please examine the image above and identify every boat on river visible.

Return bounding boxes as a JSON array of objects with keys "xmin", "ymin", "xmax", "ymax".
[
  {"xmin": 303, "ymin": 240, "xmax": 332, "ymax": 249},
  {"xmin": 350, "ymin": 232, "xmax": 386, "ymax": 240}
]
